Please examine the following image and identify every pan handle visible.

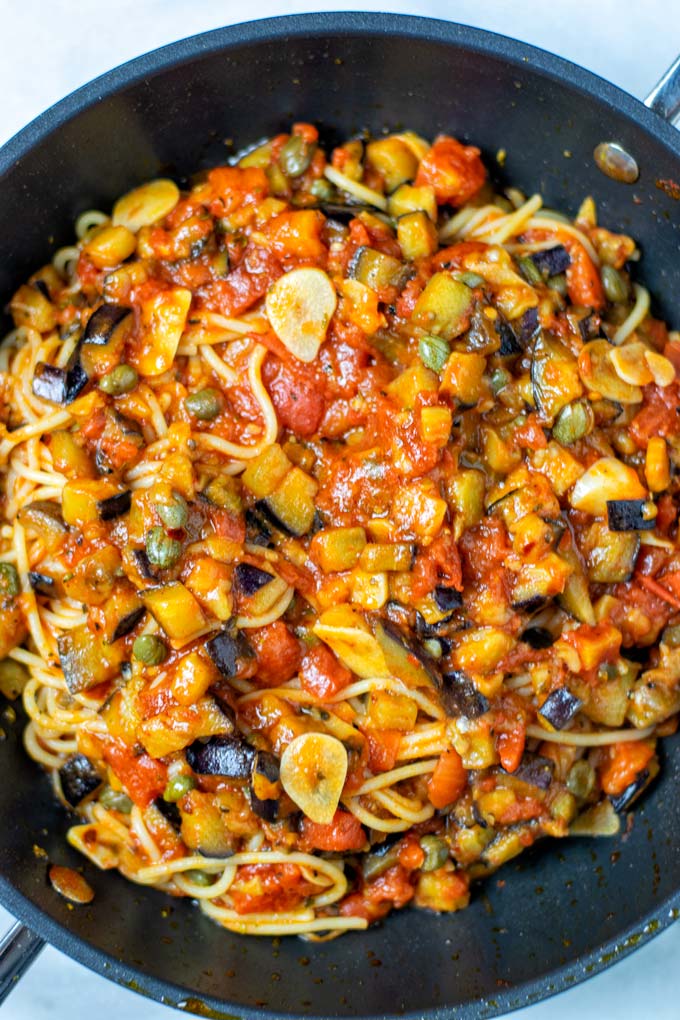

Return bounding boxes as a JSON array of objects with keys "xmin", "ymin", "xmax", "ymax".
[
  {"xmin": 644, "ymin": 54, "xmax": 680, "ymax": 124},
  {"xmin": 0, "ymin": 921, "xmax": 45, "ymax": 1004}
]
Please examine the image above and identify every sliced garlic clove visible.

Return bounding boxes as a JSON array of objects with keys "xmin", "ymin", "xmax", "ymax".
[
  {"xmin": 645, "ymin": 350, "xmax": 676, "ymax": 388},
  {"xmin": 113, "ymin": 179, "xmax": 180, "ymax": 233},
  {"xmin": 569, "ymin": 456, "xmax": 647, "ymax": 516},
  {"xmin": 609, "ymin": 342, "xmax": 654, "ymax": 386},
  {"xmin": 280, "ymin": 732, "xmax": 348, "ymax": 825},
  {"xmin": 578, "ymin": 340, "xmax": 642, "ymax": 404},
  {"xmin": 265, "ymin": 267, "xmax": 337, "ymax": 363}
]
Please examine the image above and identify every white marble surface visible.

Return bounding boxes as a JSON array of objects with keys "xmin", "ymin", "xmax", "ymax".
[{"xmin": 1, "ymin": 0, "xmax": 679, "ymax": 1016}]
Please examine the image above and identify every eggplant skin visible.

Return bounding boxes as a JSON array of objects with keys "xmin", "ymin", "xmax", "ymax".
[
  {"xmin": 441, "ymin": 671, "xmax": 489, "ymax": 719},
  {"xmin": 530, "ymin": 245, "xmax": 571, "ymax": 277},
  {"xmin": 233, "ymin": 562, "xmax": 275, "ymax": 596},
  {"xmin": 433, "ymin": 585, "xmax": 463, "ymax": 612},
  {"xmin": 206, "ymin": 628, "xmax": 252, "ymax": 679},
  {"xmin": 59, "ymin": 754, "xmax": 102, "ymax": 807},
  {"xmin": 154, "ymin": 797, "xmax": 182, "ymax": 829},
  {"xmin": 32, "ymin": 362, "xmax": 88, "ymax": 405},
  {"xmin": 511, "ymin": 753, "xmax": 555, "ymax": 790},
  {"xmin": 538, "ymin": 687, "xmax": 582, "ymax": 730},
  {"xmin": 110, "ymin": 605, "xmax": 145, "ymax": 642},
  {"xmin": 83, "ymin": 303, "xmax": 131, "ymax": 345},
  {"xmin": 606, "ymin": 499, "xmax": 655, "ymax": 532},
  {"xmin": 186, "ymin": 735, "xmax": 254, "ymax": 777},
  {"xmin": 28, "ymin": 571, "xmax": 58, "ymax": 597},
  {"xmin": 610, "ymin": 768, "xmax": 651, "ymax": 813},
  {"xmin": 97, "ymin": 490, "xmax": 132, "ymax": 521},
  {"xmin": 521, "ymin": 626, "xmax": 554, "ymax": 649},
  {"xmin": 249, "ymin": 790, "xmax": 279, "ymax": 821}
]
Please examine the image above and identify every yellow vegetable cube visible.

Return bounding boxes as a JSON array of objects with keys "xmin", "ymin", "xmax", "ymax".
[
  {"xmin": 386, "ymin": 363, "xmax": 439, "ymax": 409},
  {"xmin": 420, "ymin": 405, "xmax": 453, "ymax": 447},
  {"xmin": 397, "ymin": 210, "xmax": 438, "ymax": 260},
  {"xmin": 241, "ymin": 443, "xmax": 292, "ymax": 498},
  {"xmin": 359, "ymin": 543, "xmax": 413, "ymax": 572},
  {"xmin": 366, "ymin": 137, "xmax": 418, "ymax": 191},
  {"xmin": 367, "ymin": 690, "xmax": 418, "ymax": 731},
  {"xmin": 61, "ymin": 479, "xmax": 123, "ymax": 526},
  {"xmin": 440, "ymin": 352, "xmax": 487, "ymax": 405},
  {"xmin": 387, "ymin": 183, "xmax": 437, "ymax": 221},
  {"xmin": 350, "ymin": 570, "xmax": 389, "ymax": 610},
  {"xmin": 185, "ymin": 559, "xmax": 233, "ymax": 621},
  {"xmin": 412, "ymin": 274, "xmax": 473, "ymax": 339},
  {"xmin": 172, "ymin": 651, "xmax": 217, "ymax": 705},
  {"xmin": 310, "ymin": 527, "xmax": 367, "ymax": 573},
  {"xmin": 391, "ymin": 481, "xmax": 448, "ymax": 540},
  {"xmin": 142, "ymin": 583, "xmax": 206, "ymax": 644}
]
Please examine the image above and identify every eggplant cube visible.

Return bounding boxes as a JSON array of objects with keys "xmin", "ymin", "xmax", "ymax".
[{"xmin": 606, "ymin": 499, "xmax": 655, "ymax": 532}]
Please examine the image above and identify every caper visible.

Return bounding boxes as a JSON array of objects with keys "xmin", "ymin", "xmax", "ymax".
[
  {"xmin": 279, "ymin": 134, "xmax": 314, "ymax": 178},
  {"xmin": 517, "ymin": 256, "xmax": 544, "ymax": 286},
  {"xmin": 419, "ymin": 834, "xmax": 449, "ymax": 872},
  {"xmin": 490, "ymin": 368, "xmax": 510, "ymax": 395},
  {"xmin": 184, "ymin": 388, "xmax": 223, "ymax": 421},
  {"xmin": 601, "ymin": 264, "xmax": 629, "ymax": 304},
  {"xmin": 566, "ymin": 759, "xmax": 596, "ymax": 800},
  {"xmin": 187, "ymin": 870, "xmax": 214, "ymax": 887},
  {"xmin": 552, "ymin": 400, "xmax": 594, "ymax": 446},
  {"xmin": 145, "ymin": 526, "xmax": 182, "ymax": 569},
  {"xmin": 310, "ymin": 178, "xmax": 335, "ymax": 202},
  {"xmin": 99, "ymin": 786, "xmax": 133, "ymax": 813},
  {"xmin": 547, "ymin": 272, "xmax": 568, "ymax": 296},
  {"xmin": 163, "ymin": 773, "xmax": 196, "ymax": 802},
  {"xmin": 99, "ymin": 364, "xmax": 138, "ymax": 396},
  {"xmin": 132, "ymin": 633, "xmax": 168, "ymax": 666},
  {"xmin": 455, "ymin": 271, "xmax": 485, "ymax": 288},
  {"xmin": 0, "ymin": 563, "xmax": 20, "ymax": 599},
  {"xmin": 156, "ymin": 492, "xmax": 188, "ymax": 531}
]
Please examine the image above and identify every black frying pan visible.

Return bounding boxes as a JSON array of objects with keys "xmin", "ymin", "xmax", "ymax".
[{"xmin": 0, "ymin": 13, "xmax": 679, "ymax": 1018}]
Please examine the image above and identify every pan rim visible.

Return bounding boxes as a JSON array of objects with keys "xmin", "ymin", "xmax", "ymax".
[{"xmin": 1, "ymin": 10, "xmax": 679, "ymax": 1018}]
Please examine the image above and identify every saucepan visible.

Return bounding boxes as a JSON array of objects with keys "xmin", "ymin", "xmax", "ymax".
[{"xmin": 0, "ymin": 12, "xmax": 679, "ymax": 1018}]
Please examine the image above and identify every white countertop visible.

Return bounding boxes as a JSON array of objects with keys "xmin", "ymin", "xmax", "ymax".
[{"xmin": 1, "ymin": 0, "xmax": 679, "ymax": 1016}]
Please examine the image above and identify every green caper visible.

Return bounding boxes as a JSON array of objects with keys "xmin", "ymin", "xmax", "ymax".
[
  {"xmin": 163, "ymin": 773, "xmax": 196, "ymax": 802},
  {"xmin": 566, "ymin": 759, "xmax": 596, "ymax": 800},
  {"xmin": 517, "ymin": 256, "xmax": 544, "ymax": 286},
  {"xmin": 490, "ymin": 368, "xmax": 510, "ymax": 395},
  {"xmin": 419, "ymin": 834, "xmax": 449, "ymax": 872},
  {"xmin": 454, "ymin": 271, "xmax": 485, "ymax": 288},
  {"xmin": 601, "ymin": 264, "xmax": 629, "ymax": 304},
  {"xmin": 145, "ymin": 526, "xmax": 182, "ymax": 569},
  {"xmin": 547, "ymin": 272, "xmax": 568, "ymax": 296},
  {"xmin": 187, "ymin": 870, "xmax": 214, "ymax": 887},
  {"xmin": 662, "ymin": 623, "xmax": 680, "ymax": 648},
  {"xmin": 99, "ymin": 786, "xmax": 133, "ymax": 813},
  {"xmin": 279, "ymin": 134, "xmax": 314, "ymax": 178},
  {"xmin": 310, "ymin": 178, "xmax": 335, "ymax": 202},
  {"xmin": 156, "ymin": 492, "xmax": 188, "ymax": 531},
  {"xmin": 132, "ymin": 633, "xmax": 168, "ymax": 666},
  {"xmin": 99, "ymin": 364, "xmax": 138, "ymax": 396},
  {"xmin": 0, "ymin": 563, "xmax": 20, "ymax": 599},
  {"xmin": 184, "ymin": 388, "xmax": 223, "ymax": 421},
  {"xmin": 552, "ymin": 400, "xmax": 594, "ymax": 446}
]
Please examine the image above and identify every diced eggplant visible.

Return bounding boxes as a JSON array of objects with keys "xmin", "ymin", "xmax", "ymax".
[
  {"xmin": 233, "ymin": 562, "xmax": 275, "ymax": 596},
  {"xmin": 511, "ymin": 754, "xmax": 554, "ymax": 790},
  {"xmin": 570, "ymin": 799, "xmax": 620, "ymax": 837},
  {"xmin": 610, "ymin": 768, "xmax": 654, "ymax": 813},
  {"xmin": 441, "ymin": 671, "xmax": 489, "ymax": 718},
  {"xmin": 17, "ymin": 500, "xmax": 67, "ymax": 553},
  {"xmin": 531, "ymin": 332, "xmax": 583, "ymax": 421},
  {"xmin": 249, "ymin": 750, "xmax": 280, "ymax": 821},
  {"xmin": 521, "ymin": 626, "xmax": 555, "ymax": 649},
  {"xmin": 538, "ymin": 687, "xmax": 583, "ymax": 730},
  {"xmin": 32, "ymin": 361, "xmax": 88, "ymax": 405},
  {"xmin": 318, "ymin": 202, "xmax": 373, "ymax": 221},
  {"xmin": 497, "ymin": 319, "xmax": 523, "ymax": 356},
  {"xmin": 581, "ymin": 521, "xmax": 640, "ymax": 584},
  {"xmin": 80, "ymin": 304, "xmax": 134, "ymax": 377},
  {"xmin": 245, "ymin": 507, "xmax": 274, "ymax": 547},
  {"xmin": 206, "ymin": 628, "xmax": 252, "ymax": 679},
  {"xmin": 253, "ymin": 750, "xmax": 279, "ymax": 784},
  {"xmin": 414, "ymin": 611, "xmax": 454, "ymax": 640},
  {"xmin": 249, "ymin": 791, "xmax": 279, "ymax": 822},
  {"xmin": 575, "ymin": 310, "xmax": 600, "ymax": 341},
  {"xmin": 347, "ymin": 246, "xmax": 407, "ymax": 291},
  {"xmin": 258, "ymin": 467, "xmax": 318, "ymax": 538},
  {"xmin": 530, "ymin": 245, "xmax": 571, "ymax": 278},
  {"xmin": 433, "ymin": 585, "xmax": 463, "ymax": 612},
  {"xmin": 59, "ymin": 754, "xmax": 102, "ymax": 807},
  {"xmin": 132, "ymin": 548, "xmax": 156, "ymax": 580},
  {"xmin": 154, "ymin": 797, "xmax": 182, "ymax": 830},
  {"xmin": 28, "ymin": 571, "xmax": 59, "ymax": 598},
  {"xmin": 557, "ymin": 541, "xmax": 595, "ymax": 626},
  {"xmin": 186, "ymin": 734, "xmax": 255, "ymax": 777},
  {"xmin": 518, "ymin": 306, "xmax": 540, "ymax": 344},
  {"xmin": 83, "ymin": 303, "xmax": 132, "ymax": 345},
  {"xmin": 606, "ymin": 499, "xmax": 655, "ymax": 532},
  {"xmin": 58, "ymin": 626, "xmax": 124, "ymax": 694},
  {"xmin": 412, "ymin": 273, "xmax": 472, "ymax": 340},
  {"xmin": 109, "ymin": 604, "xmax": 145, "ymax": 643},
  {"xmin": 97, "ymin": 490, "xmax": 132, "ymax": 521},
  {"xmin": 373, "ymin": 620, "xmax": 442, "ymax": 690}
]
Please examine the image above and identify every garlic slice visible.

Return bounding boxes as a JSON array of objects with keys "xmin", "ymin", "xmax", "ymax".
[
  {"xmin": 113, "ymin": 179, "xmax": 180, "ymax": 232},
  {"xmin": 280, "ymin": 732, "xmax": 348, "ymax": 824},
  {"xmin": 265, "ymin": 267, "xmax": 337, "ymax": 363},
  {"xmin": 609, "ymin": 342, "xmax": 654, "ymax": 386},
  {"xmin": 645, "ymin": 350, "xmax": 676, "ymax": 388}
]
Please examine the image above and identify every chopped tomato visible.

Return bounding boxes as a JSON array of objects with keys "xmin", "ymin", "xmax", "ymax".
[
  {"xmin": 599, "ymin": 741, "xmax": 655, "ymax": 797},
  {"xmin": 208, "ymin": 507, "xmax": 246, "ymax": 543},
  {"xmin": 262, "ymin": 353, "xmax": 325, "ymax": 436},
  {"xmin": 247, "ymin": 621, "xmax": 302, "ymax": 686},
  {"xmin": 230, "ymin": 863, "xmax": 316, "ymax": 914},
  {"xmin": 415, "ymin": 135, "xmax": 486, "ymax": 207},
  {"xmin": 299, "ymin": 643, "xmax": 353, "ymax": 701},
  {"xmin": 102, "ymin": 738, "xmax": 167, "ymax": 808},
  {"xmin": 494, "ymin": 713, "xmax": 526, "ymax": 774},
  {"xmin": 427, "ymin": 748, "xmax": 467, "ymax": 809},
  {"xmin": 411, "ymin": 531, "xmax": 463, "ymax": 600},
  {"xmin": 339, "ymin": 864, "xmax": 416, "ymax": 921},
  {"xmin": 630, "ymin": 382, "xmax": 680, "ymax": 447},
  {"xmin": 264, "ymin": 210, "xmax": 326, "ymax": 263},
  {"xmin": 203, "ymin": 244, "xmax": 282, "ymax": 316},
  {"xmin": 364, "ymin": 728, "xmax": 402, "ymax": 773},
  {"xmin": 565, "ymin": 240, "xmax": 605, "ymax": 309},
  {"xmin": 299, "ymin": 810, "xmax": 366, "ymax": 852},
  {"xmin": 495, "ymin": 796, "xmax": 544, "ymax": 825}
]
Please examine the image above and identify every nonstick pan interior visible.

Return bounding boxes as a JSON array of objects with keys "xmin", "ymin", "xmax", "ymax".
[{"xmin": 0, "ymin": 13, "xmax": 679, "ymax": 1019}]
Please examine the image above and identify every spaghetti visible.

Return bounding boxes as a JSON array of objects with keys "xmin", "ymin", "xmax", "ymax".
[{"xmin": 0, "ymin": 124, "xmax": 679, "ymax": 937}]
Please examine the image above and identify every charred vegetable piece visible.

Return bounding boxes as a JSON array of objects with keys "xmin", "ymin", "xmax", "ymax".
[
  {"xmin": 249, "ymin": 750, "xmax": 280, "ymax": 821},
  {"xmin": 530, "ymin": 245, "xmax": 571, "ymax": 278},
  {"xmin": 109, "ymin": 604, "xmax": 145, "ymax": 642},
  {"xmin": 259, "ymin": 467, "xmax": 318, "ymax": 537},
  {"xmin": 59, "ymin": 754, "xmax": 102, "ymax": 807},
  {"xmin": 206, "ymin": 628, "xmax": 252, "ymax": 678},
  {"xmin": 497, "ymin": 320, "xmax": 522, "ymax": 356},
  {"xmin": 412, "ymin": 274, "xmax": 472, "ymax": 339},
  {"xmin": 186, "ymin": 734, "xmax": 255, "ymax": 777},
  {"xmin": 155, "ymin": 797, "xmax": 182, "ymax": 830},
  {"xmin": 83, "ymin": 304, "xmax": 131, "ymax": 344},
  {"xmin": 249, "ymin": 792, "xmax": 279, "ymax": 822},
  {"xmin": 81, "ymin": 304, "xmax": 133, "ymax": 378},
  {"xmin": 245, "ymin": 508, "xmax": 273, "ymax": 547},
  {"xmin": 233, "ymin": 563, "xmax": 275, "ymax": 596},
  {"xmin": 97, "ymin": 490, "xmax": 131, "ymax": 520},
  {"xmin": 441, "ymin": 671, "xmax": 489, "ymax": 718},
  {"xmin": 28, "ymin": 571, "xmax": 58, "ymax": 597},
  {"xmin": 33, "ymin": 362, "xmax": 88, "ymax": 404},
  {"xmin": 434, "ymin": 586, "xmax": 463, "ymax": 612},
  {"xmin": 581, "ymin": 522, "xmax": 640, "ymax": 584},
  {"xmin": 58, "ymin": 626, "xmax": 124, "ymax": 694},
  {"xmin": 374, "ymin": 620, "xmax": 441, "ymax": 689},
  {"xmin": 531, "ymin": 332, "xmax": 583, "ymax": 421},
  {"xmin": 610, "ymin": 769, "xmax": 653, "ymax": 813},
  {"xmin": 538, "ymin": 687, "xmax": 583, "ymax": 730},
  {"xmin": 518, "ymin": 306, "xmax": 540, "ymax": 344},
  {"xmin": 348, "ymin": 246, "xmax": 406, "ymax": 291},
  {"xmin": 606, "ymin": 499, "xmax": 656, "ymax": 532},
  {"xmin": 521, "ymin": 626, "xmax": 554, "ymax": 649},
  {"xmin": 511, "ymin": 754, "xmax": 555, "ymax": 790},
  {"xmin": 132, "ymin": 548, "xmax": 156, "ymax": 580}
]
